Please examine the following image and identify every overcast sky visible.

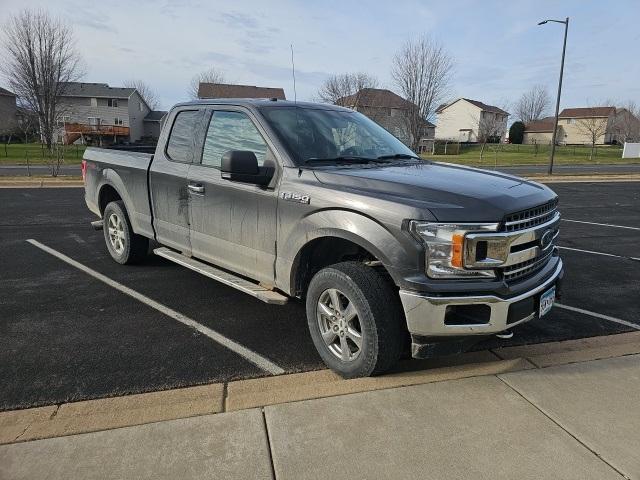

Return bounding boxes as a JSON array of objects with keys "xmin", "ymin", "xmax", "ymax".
[{"xmin": 2, "ymin": 0, "xmax": 639, "ymax": 113}]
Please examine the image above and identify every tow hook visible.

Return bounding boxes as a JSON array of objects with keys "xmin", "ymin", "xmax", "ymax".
[
  {"xmin": 495, "ymin": 330, "xmax": 514, "ymax": 339},
  {"xmin": 91, "ymin": 220, "xmax": 103, "ymax": 231}
]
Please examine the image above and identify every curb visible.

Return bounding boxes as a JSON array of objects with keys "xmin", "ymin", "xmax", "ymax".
[
  {"xmin": 0, "ymin": 177, "xmax": 83, "ymax": 188},
  {"xmin": 526, "ymin": 174, "xmax": 640, "ymax": 183},
  {"xmin": 2, "ymin": 331, "xmax": 639, "ymax": 446}
]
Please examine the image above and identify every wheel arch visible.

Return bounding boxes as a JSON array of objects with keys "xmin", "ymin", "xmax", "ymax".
[
  {"xmin": 289, "ymin": 232, "xmax": 398, "ymax": 298},
  {"xmin": 96, "ymin": 171, "xmax": 140, "ymax": 233}
]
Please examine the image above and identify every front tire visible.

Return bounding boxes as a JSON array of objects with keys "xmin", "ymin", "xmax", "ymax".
[
  {"xmin": 103, "ymin": 200, "xmax": 148, "ymax": 264},
  {"xmin": 305, "ymin": 261, "xmax": 405, "ymax": 378}
]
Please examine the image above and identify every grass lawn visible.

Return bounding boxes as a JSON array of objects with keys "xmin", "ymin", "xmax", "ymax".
[
  {"xmin": 0, "ymin": 143, "xmax": 86, "ymax": 165},
  {"xmin": 421, "ymin": 143, "xmax": 638, "ymax": 167}
]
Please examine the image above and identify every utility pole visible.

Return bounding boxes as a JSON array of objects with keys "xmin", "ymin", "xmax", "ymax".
[{"xmin": 538, "ymin": 17, "xmax": 569, "ymax": 175}]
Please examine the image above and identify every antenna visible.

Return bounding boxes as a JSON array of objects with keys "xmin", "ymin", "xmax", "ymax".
[{"xmin": 290, "ymin": 44, "xmax": 297, "ymax": 103}]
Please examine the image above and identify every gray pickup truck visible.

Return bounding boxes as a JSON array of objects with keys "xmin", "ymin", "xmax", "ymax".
[{"xmin": 83, "ymin": 98, "xmax": 563, "ymax": 378}]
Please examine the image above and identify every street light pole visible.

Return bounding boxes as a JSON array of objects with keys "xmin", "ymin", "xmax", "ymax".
[{"xmin": 539, "ymin": 17, "xmax": 569, "ymax": 175}]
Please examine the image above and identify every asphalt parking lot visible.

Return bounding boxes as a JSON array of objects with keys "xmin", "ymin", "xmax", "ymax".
[{"xmin": 1, "ymin": 182, "xmax": 639, "ymax": 411}]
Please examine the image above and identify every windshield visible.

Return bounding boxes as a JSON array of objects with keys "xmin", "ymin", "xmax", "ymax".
[{"xmin": 259, "ymin": 106, "xmax": 417, "ymax": 165}]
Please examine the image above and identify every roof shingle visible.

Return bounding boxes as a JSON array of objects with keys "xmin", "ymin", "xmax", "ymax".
[
  {"xmin": 198, "ymin": 83, "xmax": 285, "ymax": 100},
  {"xmin": 524, "ymin": 117, "xmax": 556, "ymax": 132},
  {"xmin": 144, "ymin": 110, "xmax": 168, "ymax": 122},
  {"xmin": 558, "ymin": 107, "xmax": 615, "ymax": 118},
  {"xmin": 59, "ymin": 82, "xmax": 136, "ymax": 99},
  {"xmin": 0, "ymin": 86, "xmax": 15, "ymax": 96},
  {"xmin": 436, "ymin": 98, "xmax": 509, "ymax": 116},
  {"xmin": 339, "ymin": 88, "xmax": 412, "ymax": 109}
]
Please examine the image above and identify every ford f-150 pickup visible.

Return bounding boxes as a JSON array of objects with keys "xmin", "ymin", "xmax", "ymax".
[{"xmin": 83, "ymin": 98, "xmax": 563, "ymax": 378}]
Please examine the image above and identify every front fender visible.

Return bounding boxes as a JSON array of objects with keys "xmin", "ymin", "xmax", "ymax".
[{"xmin": 277, "ymin": 209, "xmax": 420, "ymax": 295}]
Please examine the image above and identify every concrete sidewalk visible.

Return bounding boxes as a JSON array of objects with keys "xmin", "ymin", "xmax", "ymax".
[{"xmin": 2, "ymin": 351, "xmax": 638, "ymax": 479}]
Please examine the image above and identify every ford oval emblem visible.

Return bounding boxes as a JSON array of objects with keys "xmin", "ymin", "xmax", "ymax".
[{"xmin": 540, "ymin": 229, "xmax": 553, "ymax": 249}]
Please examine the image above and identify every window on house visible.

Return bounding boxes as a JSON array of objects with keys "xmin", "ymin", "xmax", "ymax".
[
  {"xmin": 202, "ymin": 111, "xmax": 269, "ymax": 168},
  {"xmin": 567, "ymin": 119, "xmax": 573, "ymax": 124},
  {"xmin": 114, "ymin": 118, "xmax": 124, "ymax": 126},
  {"xmin": 139, "ymin": 102, "xmax": 143, "ymax": 112},
  {"xmin": 88, "ymin": 117, "xmax": 101, "ymax": 126},
  {"xmin": 166, "ymin": 110, "xmax": 200, "ymax": 163},
  {"xmin": 108, "ymin": 99, "xmax": 119, "ymax": 107}
]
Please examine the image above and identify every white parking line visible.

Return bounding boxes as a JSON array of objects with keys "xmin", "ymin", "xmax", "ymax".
[
  {"xmin": 557, "ymin": 245, "xmax": 640, "ymax": 261},
  {"xmin": 555, "ymin": 303, "xmax": 640, "ymax": 331},
  {"xmin": 26, "ymin": 239, "xmax": 285, "ymax": 375},
  {"xmin": 562, "ymin": 219, "xmax": 640, "ymax": 231}
]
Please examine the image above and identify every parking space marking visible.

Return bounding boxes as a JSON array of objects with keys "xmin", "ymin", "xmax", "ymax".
[
  {"xmin": 557, "ymin": 246, "xmax": 640, "ymax": 262},
  {"xmin": 562, "ymin": 219, "xmax": 640, "ymax": 231},
  {"xmin": 26, "ymin": 239, "xmax": 286, "ymax": 375},
  {"xmin": 555, "ymin": 303, "xmax": 640, "ymax": 331}
]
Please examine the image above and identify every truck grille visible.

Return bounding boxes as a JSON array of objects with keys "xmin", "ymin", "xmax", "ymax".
[
  {"xmin": 503, "ymin": 199, "xmax": 559, "ymax": 232},
  {"xmin": 503, "ymin": 249, "xmax": 555, "ymax": 283},
  {"xmin": 501, "ymin": 199, "xmax": 559, "ymax": 283}
]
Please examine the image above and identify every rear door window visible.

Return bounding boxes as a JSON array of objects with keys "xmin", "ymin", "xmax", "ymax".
[
  {"xmin": 201, "ymin": 111, "xmax": 269, "ymax": 168},
  {"xmin": 166, "ymin": 110, "xmax": 200, "ymax": 162}
]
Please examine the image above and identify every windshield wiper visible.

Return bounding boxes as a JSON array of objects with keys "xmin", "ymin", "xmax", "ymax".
[
  {"xmin": 376, "ymin": 153, "xmax": 421, "ymax": 161},
  {"xmin": 305, "ymin": 156, "xmax": 383, "ymax": 165}
]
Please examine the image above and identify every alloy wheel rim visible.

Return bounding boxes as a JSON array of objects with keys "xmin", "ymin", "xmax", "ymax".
[
  {"xmin": 316, "ymin": 288, "xmax": 363, "ymax": 362},
  {"xmin": 107, "ymin": 213, "xmax": 125, "ymax": 255}
]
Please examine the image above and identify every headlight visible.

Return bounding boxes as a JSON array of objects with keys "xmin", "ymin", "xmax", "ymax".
[{"xmin": 409, "ymin": 221, "xmax": 499, "ymax": 279}]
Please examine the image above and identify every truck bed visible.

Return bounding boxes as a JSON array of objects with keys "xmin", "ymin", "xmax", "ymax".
[{"xmin": 83, "ymin": 147, "xmax": 155, "ymax": 239}]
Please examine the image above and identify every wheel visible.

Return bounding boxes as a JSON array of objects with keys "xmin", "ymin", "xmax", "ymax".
[
  {"xmin": 305, "ymin": 261, "xmax": 405, "ymax": 378},
  {"xmin": 103, "ymin": 200, "xmax": 148, "ymax": 264}
]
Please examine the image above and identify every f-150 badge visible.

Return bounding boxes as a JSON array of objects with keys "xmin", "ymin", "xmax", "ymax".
[{"xmin": 280, "ymin": 191, "xmax": 310, "ymax": 204}]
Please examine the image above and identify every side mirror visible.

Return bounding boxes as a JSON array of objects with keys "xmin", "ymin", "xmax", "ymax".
[{"xmin": 221, "ymin": 151, "xmax": 274, "ymax": 186}]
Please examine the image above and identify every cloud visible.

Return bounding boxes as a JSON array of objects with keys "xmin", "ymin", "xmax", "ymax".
[
  {"xmin": 63, "ymin": 3, "xmax": 117, "ymax": 32},
  {"xmin": 218, "ymin": 11, "xmax": 259, "ymax": 29}
]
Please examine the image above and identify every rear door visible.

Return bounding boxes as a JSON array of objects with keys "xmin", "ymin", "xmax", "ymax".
[
  {"xmin": 149, "ymin": 107, "xmax": 205, "ymax": 255},
  {"xmin": 187, "ymin": 107, "xmax": 279, "ymax": 285}
]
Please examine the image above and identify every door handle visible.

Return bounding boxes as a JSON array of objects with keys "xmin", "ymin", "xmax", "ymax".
[{"xmin": 188, "ymin": 184, "xmax": 205, "ymax": 194}]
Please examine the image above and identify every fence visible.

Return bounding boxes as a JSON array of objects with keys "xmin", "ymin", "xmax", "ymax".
[{"xmin": 427, "ymin": 141, "xmax": 624, "ymax": 166}]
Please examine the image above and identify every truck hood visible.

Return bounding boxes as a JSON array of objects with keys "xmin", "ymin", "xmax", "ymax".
[{"xmin": 312, "ymin": 161, "xmax": 556, "ymax": 222}]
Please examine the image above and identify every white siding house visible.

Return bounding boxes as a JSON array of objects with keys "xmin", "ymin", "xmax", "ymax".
[
  {"xmin": 56, "ymin": 82, "xmax": 152, "ymax": 144},
  {"xmin": 435, "ymin": 98, "xmax": 509, "ymax": 143}
]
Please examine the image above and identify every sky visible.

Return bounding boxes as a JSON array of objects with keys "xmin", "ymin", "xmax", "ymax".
[{"xmin": 1, "ymin": 0, "xmax": 639, "ymax": 114}]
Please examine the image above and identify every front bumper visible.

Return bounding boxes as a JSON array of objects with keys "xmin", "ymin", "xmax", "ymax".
[{"xmin": 399, "ymin": 258, "xmax": 563, "ymax": 338}]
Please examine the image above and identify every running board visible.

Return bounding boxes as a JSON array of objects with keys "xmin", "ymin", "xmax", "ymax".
[{"xmin": 153, "ymin": 247, "xmax": 288, "ymax": 305}]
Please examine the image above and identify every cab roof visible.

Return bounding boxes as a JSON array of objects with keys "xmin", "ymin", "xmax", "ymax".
[{"xmin": 173, "ymin": 98, "xmax": 354, "ymax": 112}]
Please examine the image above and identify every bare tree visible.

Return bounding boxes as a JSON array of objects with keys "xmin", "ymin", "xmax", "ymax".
[
  {"xmin": 123, "ymin": 79, "xmax": 159, "ymax": 110},
  {"xmin": 316, "ymin": 72, "xmax": 378, "ymax": 106},
  {"xmin": 474, "ymin": 109, "xmax": 508, "ymax": 162},
  {"xmin": 574, "ymin": 108, "xmax": 609, "ymax": 160},
  {"xmin": 515, "ymin": 85, "xmax": 551, "ymax": 123},
  {"xmin": 392, "ymin": 35, "xmax": 454, "ymax": 150},
  {"xmin": 611, "ymin": 102, "xmax": 640, "ymax": 143},
  {"xmin": 15, "ymin": 105, "xmax": 38, "ymax": 143},
  {"xmin": 188, "ymin": 67, "xmax": 225, "ymax": 99},
  {"xmin": 1, "ymin": 9, "xmax": 83, "ymax": 154}
]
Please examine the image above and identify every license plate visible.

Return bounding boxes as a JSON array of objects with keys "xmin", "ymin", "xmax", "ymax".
[{"xmin": 539, "ymin": 286, "xmax": 556, "ymax": 317}]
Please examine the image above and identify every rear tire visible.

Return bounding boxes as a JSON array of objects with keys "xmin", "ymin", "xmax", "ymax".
[
  {"xmin": 103, "ymin": 200, "xmax": 148, "ymax": 265},
  {"xmin": 305, "ymin": 261, "xmax": 405, "ymax": 378}
]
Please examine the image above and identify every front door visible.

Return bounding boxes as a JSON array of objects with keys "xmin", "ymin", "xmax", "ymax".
[
  {"xmin": 149, "ymin": 108, "xmax": 204, "ymax": 256},
  {"xmin": 187, "ymin": 108, "xmax": 279, "ymax": 285}
]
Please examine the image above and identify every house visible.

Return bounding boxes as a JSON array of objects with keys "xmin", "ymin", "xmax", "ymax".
[
  {"xmin": 56, "ymin": 82, "xmax": 153, "ymax": 144},
  {"xmin": 557, "ymin": 107, "xmax": 633, "ymax": 145},
  {"xmin": 522, "ymin": 117, "xmax": 564, "ymax": 145},
  {"xmin": 0, "ymin": 87, "xmax": 18, "ymax": 136},
  {"xmin": 338, "ymin": 88, "xmax": 435, "ymax": 151},
  {"xmin": 143, "ymin": 110, "xmax": 168, "ymax": 141},
  {"xmin": 197, "ymin": 83, "xmax": 286, "ymax": 100},
  {"xmin": 435, "ymin": 98, "xmax": 509, "ymax": 143}
]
